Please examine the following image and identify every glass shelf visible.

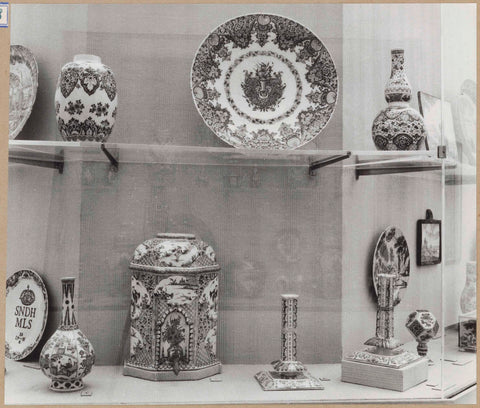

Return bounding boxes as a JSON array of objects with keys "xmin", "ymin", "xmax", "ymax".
[
  {"xmin": 445, "ymin": 162, "xmax": 476, "ymax": 185},
  {"xmin": 9, "ymin": 140, "xmax": 459, "ymax": 178},
  {"xmin": 9, "ymin": 140, "xmax": 351, "ymax": 171},
  {"xmin": 347, "ymin": 152, "xmax": 456, "ymax": 178}
]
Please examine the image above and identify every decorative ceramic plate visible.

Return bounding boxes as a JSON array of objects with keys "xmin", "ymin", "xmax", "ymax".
[
  {"xmin": 9, "ymin": 45, "xmax": 38, "ymax": 139},
  {"xmin": 6, "ymin": 269, "xmax": 48, "ymax": 360},
  {"xmin": 191, "ymin": 14, "xmax": 338, "ymax": 149},
  {"xmin": 372, "ymin": 226, "xmax": 410, "ymax": 306}
]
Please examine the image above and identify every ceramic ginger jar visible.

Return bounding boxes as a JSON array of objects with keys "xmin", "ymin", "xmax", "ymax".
[
  {"xmin": 39, "ymin": 278, "xmax": 95, "ymax": 392},
  {"xmin": 372, "ymin": 49, "xmax": 426, "ymax": 150},
  {"xmin": 55, "ymin": 54, "xmax": 117, "ymax": 142},
  {"xmin": 124, "ymin": 233, "xmax": 221, "ymax": 381}
]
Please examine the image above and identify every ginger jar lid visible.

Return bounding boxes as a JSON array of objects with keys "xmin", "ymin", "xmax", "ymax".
[
  {"xmin": 130, "ymin": 233, "xmax": 219, "ymax": 271},
  {"xmin": 73, "ymin": 54, "xmax": 101, "ymax": 63}
]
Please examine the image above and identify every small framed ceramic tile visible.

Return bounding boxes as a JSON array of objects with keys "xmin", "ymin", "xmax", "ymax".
[{"xmin": 417, "ymin": 209, "xmax": 441, "ymax": 266}]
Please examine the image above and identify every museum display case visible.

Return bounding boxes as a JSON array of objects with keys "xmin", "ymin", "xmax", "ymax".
[{"xmin": 4, "ymin": 2, "xmax": 476, "ymax": 405}]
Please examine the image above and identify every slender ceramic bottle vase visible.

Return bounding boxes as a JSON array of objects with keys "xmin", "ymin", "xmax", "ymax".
[
  {"xmin": 55, "ymin": 54, "xmax": 118, "ymax": 142},
  {"xmin": 372, "ymin": 49, "xmax": 427, "ymax": 150},
  {"xmin": 39, "ymin": 278, "xmax": 95, "ymax": 392},
  {"xmin": 460, "ymin": 261, "xmax": 477, "ymax": 314}
]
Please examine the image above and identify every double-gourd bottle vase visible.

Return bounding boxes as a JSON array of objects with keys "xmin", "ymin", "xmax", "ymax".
[
  {"xmin": 55, "ymin": 54, "xmax": 118, "ymax": 142},
  {"xmin": 372, "ymin": 49, "xmax": 427, "ymax": 150},
  {"xmin": 39, "ymin": 278, "xmax": 95, "ymax": 392}
]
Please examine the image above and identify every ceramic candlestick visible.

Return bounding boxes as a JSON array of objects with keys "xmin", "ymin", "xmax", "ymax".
[{"xmin": 254, "ymin": 294, "xmax": 323, "ymax": 391}]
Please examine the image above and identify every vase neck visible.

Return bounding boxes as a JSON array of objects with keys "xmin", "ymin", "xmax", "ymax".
[
  {"xmin": 385, "ymin": 49, "xmax": 412, "ymax": 103},
  {"xmin": 60, "ymin": 278, "xmax": 78, "ymax": 330},
  {"xmin": 390, "ymin": 49, "xmax": 405, "ymax": 76}
]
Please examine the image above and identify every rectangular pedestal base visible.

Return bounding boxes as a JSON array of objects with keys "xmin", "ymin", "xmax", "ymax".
[
  {"xmin": 254, "ymin": 370, "xmax": 324, "ymax": 391},
  {"xmin": 341, "ymin": 357, "xmax": 428, "ymax": 392}
]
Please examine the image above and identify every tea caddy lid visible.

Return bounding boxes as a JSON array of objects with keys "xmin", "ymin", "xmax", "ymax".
[{"xmin": 130, "ymin": 232, "xmax": 220, "ymax": 272}]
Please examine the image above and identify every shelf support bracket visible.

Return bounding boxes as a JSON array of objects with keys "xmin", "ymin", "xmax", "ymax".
[
  {"xmin": 101, "ymin": 143, "xmax": 119, "ymax": 172},
  {"xmin": 437, "ymin": 145, "xmax": 447, "ymax": 159},
  {"xmin": 309, "ymin": 152, "xmax": 351, "ymax": 176},
  {"xmin": 9, "ymin": 150, "xmax": 64, "ymax": 174}
]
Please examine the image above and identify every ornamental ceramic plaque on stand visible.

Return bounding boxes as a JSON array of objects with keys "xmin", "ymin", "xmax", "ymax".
[
  {"xmin": 341, "ymin": 273, "xmax": 428, "ymax": 392},
  {"xmin": 191, "ymin": 14, "xmax": 337, "ymax": 149},
  {"xmin": 5, "ymin": 269, "xmax": 48, "ymax": 360},
  {"xmin": 124, "ymin": 233, "xmax": 221, "ymax": 380},
  {"xmin": 255, "ymin": 294, "xmax": 323, "ymax": 391}
]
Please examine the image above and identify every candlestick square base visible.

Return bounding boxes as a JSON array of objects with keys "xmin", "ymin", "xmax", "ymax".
[
  {"xmin": 254, "ymin": 370, "xmax": 324, "ymax": 391},
  {"xmin": 341, "ymin": 348, "xmax": 428, "ymax": 392}
]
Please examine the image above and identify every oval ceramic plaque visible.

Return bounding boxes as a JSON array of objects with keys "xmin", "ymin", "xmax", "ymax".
[
  {"xmin": 191, "ymin": 14, "xmax": 338, "ymax": 149},
  {"xmin": 372, "ymin": 226, "xmax": 410, "ymax": 306},
  {"xmin": 9, "ymin": 45, "xmax": 38, "ymax": 139},
  {"xmin": 6, "ymin": 269, "xmax": 48, "ymax": 360}
]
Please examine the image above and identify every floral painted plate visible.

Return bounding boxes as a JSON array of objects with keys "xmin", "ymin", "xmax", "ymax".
[
  {"xmin": 372, "ymin": 226, "xmax": 410, "ymax": 306},
  {"xmin": 191, "ymin": 14, "xmax": 338, "ymax": 149},
  {"xmin": 6, "ymin": 269, "xmax": 48, "ymax": 360},
  {"xmin": 9, "ymin": 45, "xmax": 38, "ymax": 139}
]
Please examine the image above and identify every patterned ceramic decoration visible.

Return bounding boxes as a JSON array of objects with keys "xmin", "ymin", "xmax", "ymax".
[
  {"xmin": 405, "ymin": 310, "xmax": 439, "ymax": 357},
  {"xmin": 372, "ymin": 226, "xmax": 410, "ymax": 306},
  {"xmin": 191, "ymin": 14, "xmax": 338, "ymax": 149},
  {"xmin": 345, "ymin": 349, "xmax": 420, "ymax": 369},
  {"xmin": 9, "ymin": 45, "xmax": 38, "ymax": 139},
  {"xmin": 55, "ymin": 54, "xmax": 117, "ymax": 142},
  {"xmin": 39, "ymin": 278, "xmax": 95, "ymax": 392},
  {"xmin": 458, "ymin": 313, "xmax": 476, "ymax": 352},
  {"xmin": 372, "ymin": 49, "xmax": 426, "ymax": 150},
  {"xmin": 125, "ymin": 233, "xmax": 221, "ymax": 381},
  {"xmin": 364, "ymin": 274, "xmax": 403, "ymax": 350},
  {"xmin": 460, "ymin": 261, "xmax": 476, "ymax": 314},
  {"xmin": 254, "ymin": 294, "xmax": 324, "ymax": 391},
  {"xmin": 5, "ymin": 269, "xmax": 48, "ymax": 360}
]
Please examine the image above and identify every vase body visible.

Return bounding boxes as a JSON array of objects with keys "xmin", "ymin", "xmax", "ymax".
[
  {"xmin": 124, "ymin": 233, "xmax": 221, "ymax": 381},
  {"xmin": 55, "ymin": 54, "xmax": 117, "ymax": 142},
  {"xmin": 39, "ymin": 278, "xmax": 95, "ymax": 392},
  {"xmin": 460, "ymin": 261, "xmax": 477, "ymax": 314},
  {"xmin": 372, "ymin": 49, "xmax": 426, "ymax": 150}
]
